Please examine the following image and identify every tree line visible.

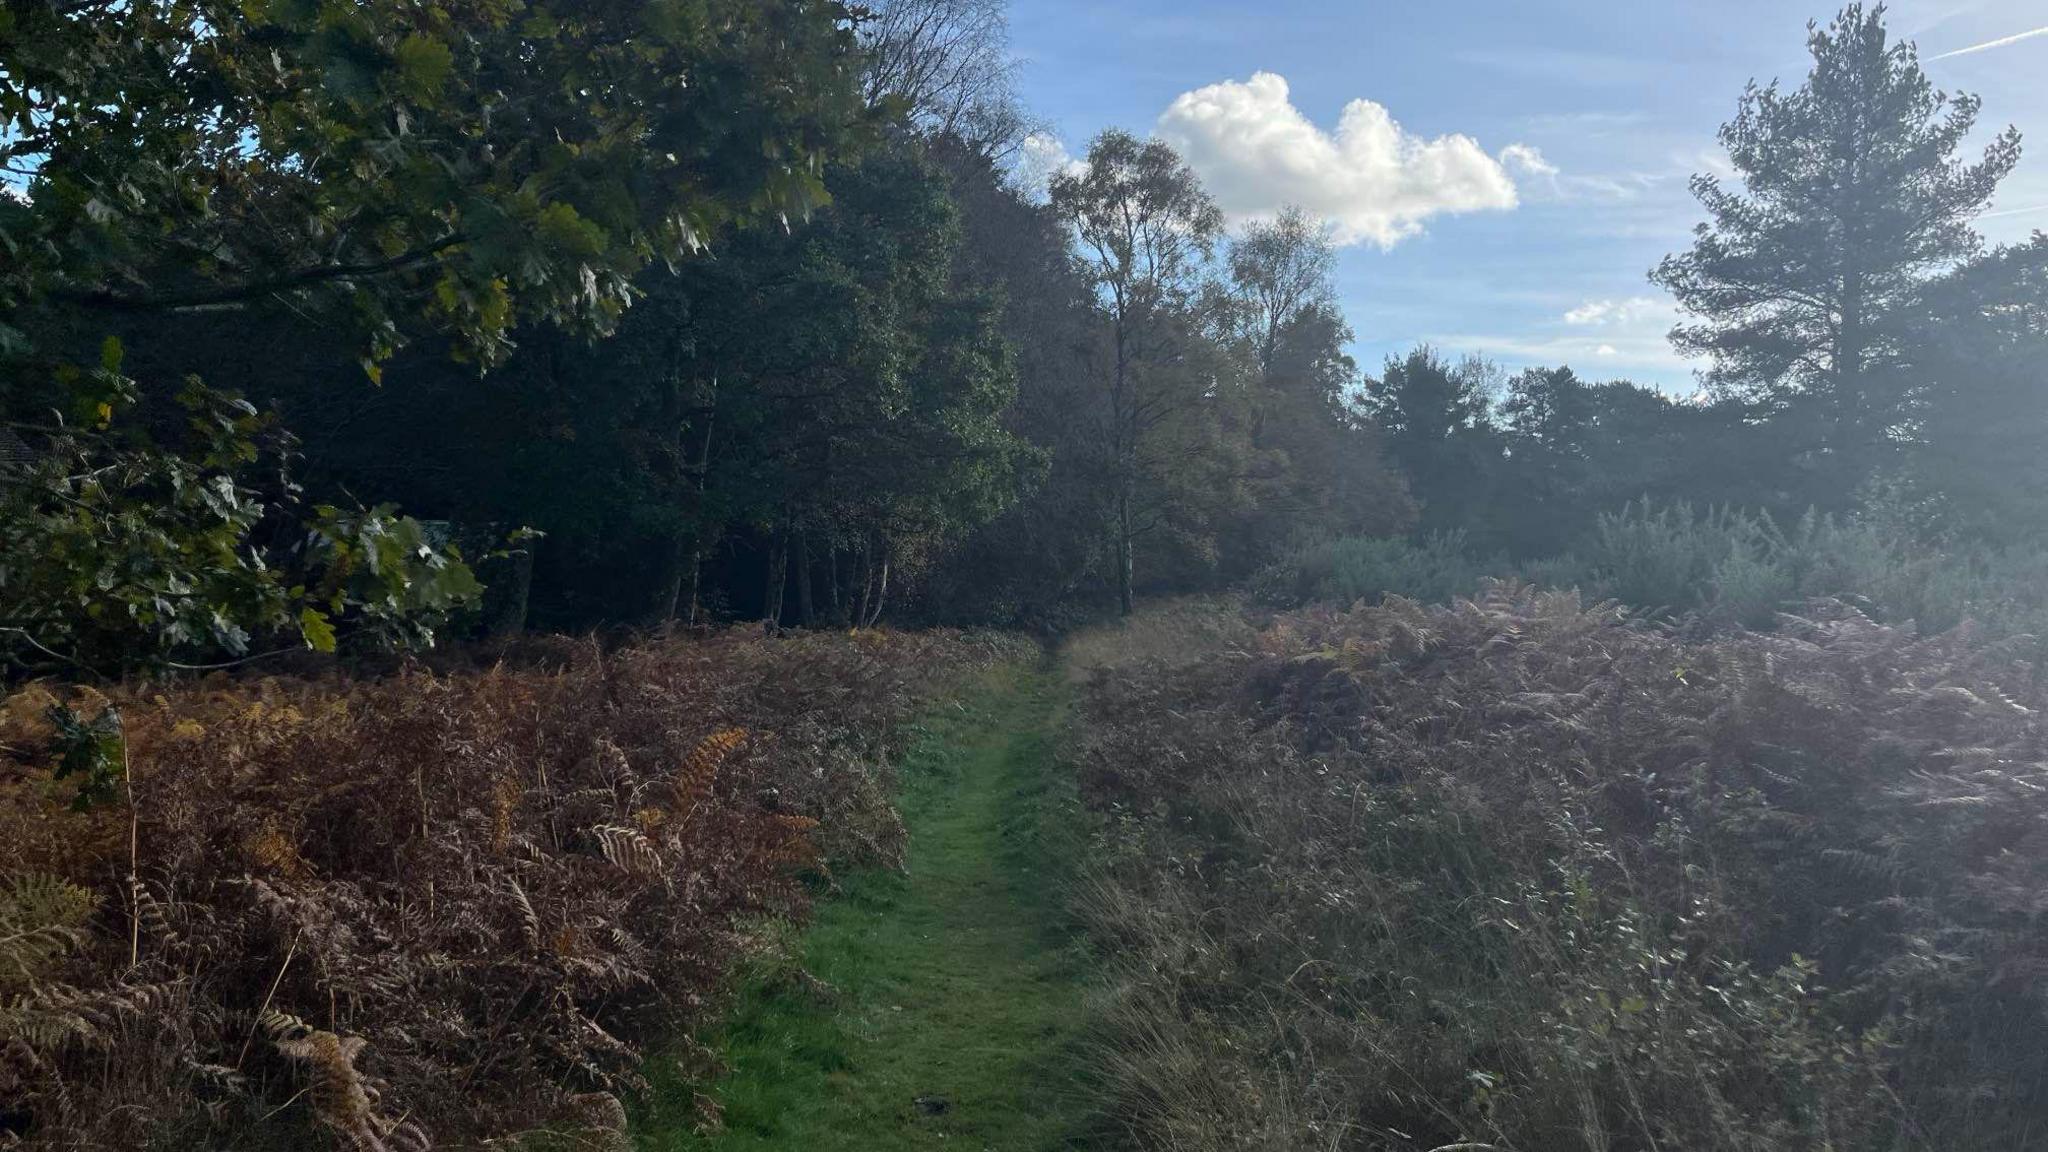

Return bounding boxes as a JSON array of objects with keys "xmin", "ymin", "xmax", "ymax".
[
  {"xmin": 3, "ymin": 1, "xmax": 2043, "ymax": 677},
  {"xmin": 1374, "ymin": 6, "xmax": 2046, "ymax": 565}
]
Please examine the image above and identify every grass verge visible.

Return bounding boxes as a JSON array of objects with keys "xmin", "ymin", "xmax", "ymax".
[{"xmin": 634, "ymin": 662, "xmax": 1097, "ymax": 1151}]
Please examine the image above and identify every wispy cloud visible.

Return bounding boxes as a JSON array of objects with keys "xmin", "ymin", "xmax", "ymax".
[
  {"xmin": 1564, "ymin": 296, "xmax": 1675, "ymax": 328},
  {"xmin": 1932, "ymin": 23, "xmax": 2048, "ymax": 59},
  {"xmin": 1981, "ymin": 201, "xmax": 2048, "ymax": 221},
  {"xmin": 1423, "ymin": 328, "xmax": 1691, "ymax": 380},
  {"xmin": 1499, "ymin": 144, "xmax": 1559, "ymax": 179},
  {"xmin": 1452, "ymin": 47, "xmax": 1659, "ymax": 88},
  {"xmin": 1425, "ymin": 293, "xmax": 1691, "ymax": 383}
]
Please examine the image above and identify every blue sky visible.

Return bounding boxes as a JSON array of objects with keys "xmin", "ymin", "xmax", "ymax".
[{"xmin": 1007, "ymin": 0, "xmax": 2048, "ymax": 391}]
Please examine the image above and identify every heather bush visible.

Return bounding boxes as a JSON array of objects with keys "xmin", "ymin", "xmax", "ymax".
[
  {"xmin": 1073, "ymin": 586, "xmax": 2048, "ymax": 1150},
  {"xmin": 0, "ymin": 627, "xmax": 1028, "ymax": 1150}
]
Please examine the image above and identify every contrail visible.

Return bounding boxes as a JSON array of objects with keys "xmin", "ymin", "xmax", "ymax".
[{"xmin": 1933, "ymin": 24, "xmax": 2048, "ymax": 59}]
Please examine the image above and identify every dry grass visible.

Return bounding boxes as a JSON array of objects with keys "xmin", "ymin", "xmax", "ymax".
[
  {"xmin": 1073, "ymin": 582, "xmax": 2048, "ymax": 1150},
  {"xmin": 1059, "ymin": 597, "xmax": 1258, "ymax": 680},
  {"xmin": 0, "ymin": 627, "xmax": 1030, "ymax": 1150}
]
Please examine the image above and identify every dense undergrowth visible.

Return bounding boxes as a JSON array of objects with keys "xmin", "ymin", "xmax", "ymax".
[
  {"xmin": 0, "ymin": 628, "xmax": 1028, "ymax": 1150},
  {"xmin": 1255, "ymin": 501, "xmax": 2048, "ymax": 642},
  {"xmin": 1073, "ymin": 589, "xmax": 2048, "ymax": 1150}
]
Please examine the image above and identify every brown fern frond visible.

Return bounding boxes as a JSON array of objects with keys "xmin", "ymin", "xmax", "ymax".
[
  {"xmin": 589, "ymin": 824, "xmax": 662, "ymax": 875},
  {"xmin": 264, "ymin": 1011, "xmax": 401, "ymax": 1152},
  {"xmin": 671, "ymin": 727, "xmax": 748, "ymax": 824}
]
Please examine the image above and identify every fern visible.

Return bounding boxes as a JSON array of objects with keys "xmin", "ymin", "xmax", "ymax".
[
  {"xmin": 264, "ymin": 1011, "xmax": 415, "ymax": 1152},
  {"xmin": 0, "ymin": 875, "xmax": 95, "ymax": 991},
  {"xmin": 0, "ymin": 626, "xmax": 1029, "ymax": 1148}
]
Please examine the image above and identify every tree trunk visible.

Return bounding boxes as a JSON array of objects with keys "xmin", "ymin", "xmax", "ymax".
[
  {"xmin": 1116, "ymin": 492, "xmax": 1134, "ymax": 617},
  {"xmin": 1836, "ymin": 271, "xmax": 1869, "ymax": 480},
  {"xmin": 683, "ymin": 537, "xmax": 705, "ymax": 626},
  {"xmin": 761, "ymin": 531, "xmax": 789, "ymax": 635},
  {"xmin": 795, "ymin": 531, "xmax": 815, "ymax": 627},
  {"xmin": 827, "ymin": 546, "xmax": 843, "ymax": 625},
  {"xmin": 863, "ymin": 539, "xmax": 891, "ymax": 628},
  {"xmin": 658, "ymin": 531, "xmax": 688, "ymax": 625},
  {"xmin": 661, "ymin": 375, "xmax": 719, "ymax": 626},
  {"xmin": 1112, "ymin": 304, "xmax": 1136, "ymax": 617},
  {"xmin": 491, "ymin": 537, "xmax": 535, "ymax": 637},
  {"xmin": 854, "ymin": 543, "xmax": 872, "ymax": 628}
]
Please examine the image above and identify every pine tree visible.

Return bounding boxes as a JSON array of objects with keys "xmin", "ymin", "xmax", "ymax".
[
  {"xmin": 1365, "ymin": 348, "xmax": 1503, "ymax": 542},
  {"xmin": 1652, "ymin": 3, "xmax": 2020, "ymax": 501}
]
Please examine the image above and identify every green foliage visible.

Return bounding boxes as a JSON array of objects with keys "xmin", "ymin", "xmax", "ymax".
[
  {"xmin": 44, "ymin": 702, "xmax": 123, "ymax": 811},
  {"xmin": 1652, "ymin": 3, "xmax": 2021, "ymax": 500},
  {"xmin": 265, "ymin": 139, "xmax": 1033, "ymax": 630},
  {"xmin": 0, "ymin": 378, "xmax": 478, "ymax": 678},
  {"xmin": 301, "ymin": 505, "xmax": 484, "ymax": 649},
  {"xmin": 1250, "ymin": 531, "xmax": 1485, "ymax": 608},
  {"xmin": 1261, "ymin": 498, "xmax": 2048, "ymax": 645},
  {"xmin": 0, "ymin": 0, "xmax": 866, "ymax": 365},
  {"xmin": 1362, "ymin": 347, "xmax": 1503, "ymax": 540},
  {"xmin": 0, "ymin": 0, "xmax": 873, "ymax": 669},
  {"xmin": 1581, "ymin": 500, "xmax": 1791, "ymax": 620},
  {"xmin": 1894, "ymin": 236, "xmax": 2048, "ymax": 544}
]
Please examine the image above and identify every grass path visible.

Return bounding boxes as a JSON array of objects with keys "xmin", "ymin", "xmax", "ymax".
[{"xmin": 636, "ymin": 663, "xmax": 1098, "ymax": 1151}]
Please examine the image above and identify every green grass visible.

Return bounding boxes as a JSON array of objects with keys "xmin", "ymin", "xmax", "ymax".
[{"xmin": 635, "ymin": 664, "xmax": 1099, "ymax": 1151}]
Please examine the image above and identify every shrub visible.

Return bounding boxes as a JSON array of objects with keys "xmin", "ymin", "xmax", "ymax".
[
  {"xmin": 1271, "ymin": 502, "xmax": 2048, "ymax": 648},
  {"xmin": 0, "ymin": 627, "xmax": 1028, "ymax": 1149},
  {"xmin": 1576, "ymin": 499, "xmax": 1778, "ymax": 616},
  {"xmin": 1249, "ymin": 531, "xmax": 1486, "ymax": 608},
  {"xmin": 0, "ymin": 377, "xmax": 479, "ymax": 681},
  {"xmin": 1073, "ymin": 587, "xmax": 2048, "ymax": 1150}
]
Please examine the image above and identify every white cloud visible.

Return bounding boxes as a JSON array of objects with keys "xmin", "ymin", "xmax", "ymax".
[
  {"xmin": 1014, "ymin": 132, "xmax": 1085, "ymax": 200},
  {"xmin": 1499, "ymin": 143, "xmax": 1559, "ymax": 179},
  {"xmin": 1429, "ymin": 327, "xmax": 1692, "ymax": 383},
  {"xmin": 1154, "ymin": 72, "xmax": 1527, "ymax": 248},
  {"xmin": 1429, "ymin": 292, "xmax": 1691, "ymax": 385}
]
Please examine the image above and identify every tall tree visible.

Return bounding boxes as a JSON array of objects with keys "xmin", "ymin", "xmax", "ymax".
[
  {"xmin": 912, "ymin": 136, "xmax": 1107, "ymax": 624},
  {"xmin": 1226, "ymin": 208, "xmax": 1340, "ymax": 384},
  {"xmin": 1652, "ymin": 3, "xmax": 2020, "ymax": 502},
  {"xmin": 1215, "ymin": 209, "xmax": 1410, "ymax": 572},
  {"xmin": 1894, "ymin": 236, "xmax": 2048, "ymax": 543},
  {"xmin": 1497, "ymin": 366, "xmax": 1597, "ymax": 553},
  {"xmin": 1365, "ymin": 347, "xmax": 1503, "ymax": 542},
  {"xmin": 858, "ymin": 0, "xmax": 1031, "ymax": 160},
  {"xmin": 1051, "ymin": 130, "xmax": 1225, "ymax": 615},
  {"xmin": 1, "ymin": 0, "xmax": 867, "ymax": 372}
]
